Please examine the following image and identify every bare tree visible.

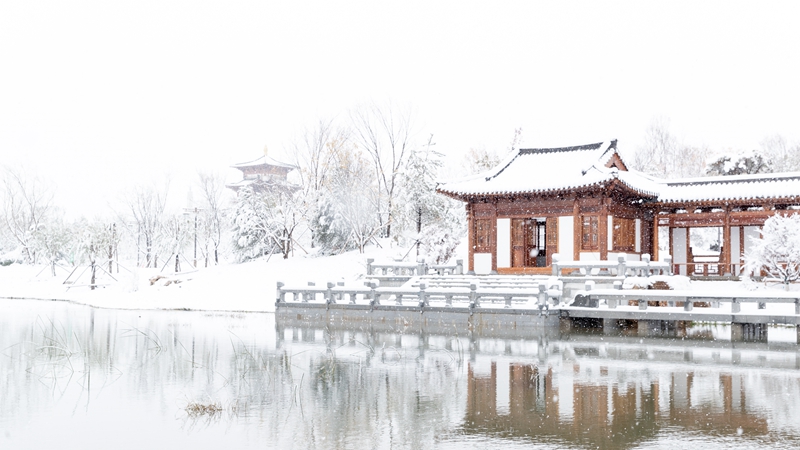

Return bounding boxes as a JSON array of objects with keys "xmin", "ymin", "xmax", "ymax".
[
  {"xmin": 760, "ymin": 134, "xmax": 800, "ymax": 172},
  {"xmin": 349, "ymin": 101, "xmax": 415, "ymax": 239},
  {"xmin": 197, "ymin": 171, "xmax": 228, "ymax": 264},
  {"xmin": 631, "ymin": 117, "xmax": 708, "ymax": 179},
  {"xmin": 290, "ymin": 118, "xmax": 349, "ymax": 248},
  {"xmin": 119, "ymin": 181, "xmax": 169, "ymax": 268},
  {"xmin": 0, "ymin": 165, "xmax": 54, "ymax": 263}
]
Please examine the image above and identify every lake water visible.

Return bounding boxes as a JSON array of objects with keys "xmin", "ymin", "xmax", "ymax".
[{"xmin": 2, "ymin": 298, "xmax": 800, "ymax": 449}]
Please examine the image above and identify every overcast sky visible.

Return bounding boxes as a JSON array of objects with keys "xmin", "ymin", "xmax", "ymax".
[{"xmin": 2, "ymin": 1, "xmax": 799, "ymax": 218}]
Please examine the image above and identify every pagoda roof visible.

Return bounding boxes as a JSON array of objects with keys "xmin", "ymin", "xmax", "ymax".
[{"xmin": 231, "ymin": 155, "xmax": 297, "ymax": 170}]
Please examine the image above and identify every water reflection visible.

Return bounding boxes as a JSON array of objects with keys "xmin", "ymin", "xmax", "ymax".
[{"xmin": 1, "ymin": 299, "xmax": 799, "ymax": 449}]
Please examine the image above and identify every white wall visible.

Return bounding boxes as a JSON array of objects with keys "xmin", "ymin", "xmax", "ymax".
[
  {"xmin": 474, "ymin": 253, "xmax": 492, "ymax": 275},
  {"xmin": 579, "ymin": 252, "xmax": 601, "ymax": 261},
  {"xmin": 496, "ymin": 218, "xmax": 510, "ymax": 268},
  {"xmin": 672, "ymin": 228, "xmax": 688, "ymax": 275},
  {"xmin": 730, "ymin": 226, "xmax": 741, "ymax": 271},
  {"xmin": 607, "ymin": 215, "xmax": 613, "ymax": 251},
  {"xmin": 558, "ymin": 216, "xmax": 574, "ymax": 260}
]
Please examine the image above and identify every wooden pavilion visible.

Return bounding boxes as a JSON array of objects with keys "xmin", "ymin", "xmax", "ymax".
[{"xmin": 437, "ymin": 140, "xmax": 800, "ymax": 276}]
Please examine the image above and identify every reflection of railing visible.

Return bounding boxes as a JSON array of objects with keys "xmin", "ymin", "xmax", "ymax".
[
  {"xmin": 552, "ymin": 254, "xmax": 672, "ymax": 277},
  {"xmin": 276, "ymin": 278, "xmax": 561, "ymax": 310}
]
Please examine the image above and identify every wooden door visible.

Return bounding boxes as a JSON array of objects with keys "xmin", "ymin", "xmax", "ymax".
[{"xmin": 511, "ymin": 218, "xmax": 527, "ymax": 267}]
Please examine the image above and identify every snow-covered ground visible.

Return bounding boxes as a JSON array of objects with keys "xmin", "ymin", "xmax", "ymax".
[
  {"xmin": 1, "ymin": 242, "xmax": 798, "ymax": 315},
  {"xmin": 0, "ymin": 246, "xmax": 407, "ymax": 313}
]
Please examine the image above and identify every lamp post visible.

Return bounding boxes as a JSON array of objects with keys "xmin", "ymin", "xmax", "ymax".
[{"xmin": 184, "ymin": 207, "xmax": 201, "ymax": 268}]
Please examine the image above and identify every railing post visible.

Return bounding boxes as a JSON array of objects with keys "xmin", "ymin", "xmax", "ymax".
[
  {"xmin": 731, "ymin": 298, "xmax": 741, "ymax": 314},
  {"xmin": 758, "ymin": 300, "xmax": 766, "ymax": 310},
  {"xmin": 504, "ymin": 295, "xmax": 513, "ymax": 308},
  {"xmin": 276, "ymin": 282, "xmax": 285, "ymax": 304},
  {"xmin": 445, "ymin": 294, "xmax": 453, "ymax": 307},
  {"xmin": 418, "ymin": 282, "xmax": 428, "ymax": 308},
  {"xmin": 469, "ymin": 283, "xmax": 479, "ymax": 310},
  {"xmin": 665, "ymin": 256, "xmax": 673, "ymax": 275},
  {"xmin": 617, "ymin": 255, "xmax": 627, "ymax": 277},
  {"xmin": 417, "ymin": 258, "xmax": 427, "ymax": 276},
  {"xmin": 795, "ymin": 298, "xmax": 800, "ymax": 315},
  {"xmin": 367, "ymin": 280, "xmax": 379, "ymax": 307},
  {"xmin": 456, "ymin": 259, "xmax": 464, "ymax": 275},
  {"xmin": 304, "ymin": 282, "xmax": 314, "ymax": 302},
  {"xmin": 326, "ymin": 282, "xmax": 335, "ymax": 305},
  {"xmin": 552, "ymin": 254, "xmax": 560, "ymax": 277},
  {"xmin": 638, "ymin": 299, "xmax": 648, "ymax": 310},
  {"xmin": 608, "ymin": 281, "xmax": 619, "ymax": 309},
  {"xmin": 683, "ymin": 297, "xmax": 693, "ymax": 311},
  {"xmin": 366, "ymin": 258, "xmax": 374, "ymax": 276},
  {"xmin": 537, "ymin": 283, "xmax": 547, "ymax": 312},
  {"xmin": 642, "ymin": 253, "xmax": 651, "ymax": 276}
]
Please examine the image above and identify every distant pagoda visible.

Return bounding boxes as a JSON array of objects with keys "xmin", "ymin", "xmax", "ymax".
[{"xmin": 227, "ymin": 147, "xmax": 298, "ymax": 193}]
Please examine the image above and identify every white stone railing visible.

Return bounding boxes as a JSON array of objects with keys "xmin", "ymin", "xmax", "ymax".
[{"xmin": 552, "ymin": 254, "xmax": 672, "ymax": 277}]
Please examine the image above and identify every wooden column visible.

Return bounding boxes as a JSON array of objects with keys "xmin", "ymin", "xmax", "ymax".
[
  {"xmin": 721, "ymin": 205, "xmax": 731, "ymax": 275},
  {"xmin": 491, "ymin": 200, "xmax": 498, "ymax": 273},
  {"xmin": 573, "ymin": 197, "xmax": 581, "ymax": 260},
  {"xmin": 467, "ymin": 203, "xmax": 474, "ymax": 273},
  {"xmin": 599, "ymin": 195, "xmax": 609, "ymax": 261},
  {"xmin": 652, "ymin": 215, "xmax": 659, "ymax": 261}
]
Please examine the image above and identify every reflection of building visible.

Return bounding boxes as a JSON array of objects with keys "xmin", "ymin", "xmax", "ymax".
[
  {"xmin": 438, "ymin": 140, "xmax": 800, "ymax": 276},
  {"xmin": 463, "ymin": 360, "xmax": 768, "ymax": 447},
  {"xmin": 226, "ymin": 149, "xmax": 298, "ymax": 193}
]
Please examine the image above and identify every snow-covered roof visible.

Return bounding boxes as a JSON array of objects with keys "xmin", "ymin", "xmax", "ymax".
[
  {"xmin": 438, "ymin": 140, "xmax": 658, "ymax": 197},
  {"xmin": 656, "ymin": 172, "xmax": 800, "ymax": 203},
  {"xmin": 231, "ymin": 155, "xmax": 297, "ymax": 170},
  {"xmin": 438, "ymin": 140, "xmax": 800, "ymax": 205}
]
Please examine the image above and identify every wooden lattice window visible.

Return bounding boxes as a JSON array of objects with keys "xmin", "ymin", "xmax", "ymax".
[
  {"xmin": 613, "ymin": 218, "xmax": 636, "ymax": 252},
  {"xmin": 581, "ymin": 216, "xmax": 599, "ymax": 251},
  {"xmin": 475, "ymin": 219, "xmax": 492, "ymax": 252}
]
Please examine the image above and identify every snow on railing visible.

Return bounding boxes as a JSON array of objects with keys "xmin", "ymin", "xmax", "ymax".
[
  {"xmin": 276, "ymin": 278, "xmax": 561, "ymax": 311},
  {"xmin": 366, "ymin": 258, "xmax": 463, "ymax": 277},
  {"xmin": 552, "ymin": 254, "xmax": 672, "ymax": 277},
  {"xmin": 572, "ymin": 280, "xmax": 800, "ymax": 313}
]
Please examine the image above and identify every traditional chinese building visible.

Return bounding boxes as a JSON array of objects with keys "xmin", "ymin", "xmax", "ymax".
[
  {"xmin": 437, "ymin": 140, "xmax": 800, "ymax": 276},
  {"xmin": 227, "ymin": 149, "xmax": 298, "ymax": 193}
]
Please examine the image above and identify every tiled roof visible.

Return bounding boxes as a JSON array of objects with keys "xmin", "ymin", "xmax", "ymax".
[
  {"xmin": 437, "ymin": 140, "xmax": 800, "ymax": 204},
  {"xmin": 656, "ymin": 172, "xmax": 800, "ymax": 203},
  {"xmin": 438, "ymin": 140, "xmax": 657, "ymax": 197}
]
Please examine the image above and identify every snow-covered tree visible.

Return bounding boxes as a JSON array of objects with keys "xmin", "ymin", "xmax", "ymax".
[
  {"xmin": 706, "ymin": 149, "xmax": 771, "ymax": 176},
  {"xmin": 231, "ymin": 186, "xmax": 302, "ymax": 261},
  {"xmin": 312, "ymin": 145, "xmax": 382, "ymax": 254},
  {"xmin": 745, "ymin": 213, "xmax": 800, "ymax": 287},
  {"xmin": 395, "ymin": 135, "xmax": 465, "ymax": 262},
  {"xmin": 1, "ymin": 166, "xmax": 54, "ymax": 263}
]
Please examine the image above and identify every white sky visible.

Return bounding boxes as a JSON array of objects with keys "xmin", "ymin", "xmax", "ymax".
[{"xmin": 2, "ymin": 1, "xmax": 800, "ymax": 218}]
